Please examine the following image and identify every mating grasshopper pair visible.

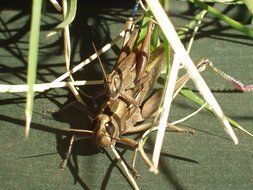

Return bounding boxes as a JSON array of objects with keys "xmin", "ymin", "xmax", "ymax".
[
  {"xmin": 60, "ymin": 20, "xmax": 165, "ymax": 169},
  {"xmin": 59, "ymin": 18, "xmax": 212, "ymax": 175}
]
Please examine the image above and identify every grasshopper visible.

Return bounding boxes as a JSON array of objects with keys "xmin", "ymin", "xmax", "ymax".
[
  {"xmin": 97, "ymin": 20, "xmax": 155, "ymax": 108},
  {"xmin": 59, "ymin": 20, "xmax": 215, "ymax": 176},
  {"xmin": 59, "ymin": 21, "xmax": 165, "ymax": 169}
]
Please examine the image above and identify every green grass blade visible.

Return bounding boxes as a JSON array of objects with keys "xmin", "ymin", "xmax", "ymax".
[
  {"xmin": 136, "ymin": 15, "xmax": 161, "ymax": 50},
  {"xmin": 56, "ymin": 0, "xmax": 77, "ymax": 29},
  {"xmin": 188, "ymin": 0, "xmax": 253, "ymax": 38},
  {"xmin": 178, "ymin": 10, "xmax": 208, "ymax": 39},
  {"xmin": 136, "ymin": 16, "xmax": 152, "ymax": 43},
  {"xmin": 242, "ymin": 0, "xmax": 253, "ymax": 15},
  {"xmin": 180, "ymin": 88, "xmax": 253, "ymax": 136},
  {"xmin": 25, "ymin": 0, "xmax": 42, "ymax": 138}
]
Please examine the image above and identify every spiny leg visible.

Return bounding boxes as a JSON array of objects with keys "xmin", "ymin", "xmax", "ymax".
[
  {"xmin": 122, "ymin": 122, "xmax": 195, "ymax": 134},
  {"xmin": 166, "ymin": 123, "xmax": 195, "ymax": 134}
]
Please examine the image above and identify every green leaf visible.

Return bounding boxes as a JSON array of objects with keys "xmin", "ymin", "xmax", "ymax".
[
  {"xmin": 136, "ymin": 16, "xmax": 152, "ymax": 44},
  {"xmin": 56, "ymin": 0, "xmax": 77, "ymax": 29},
  {"xmin": 180, "ymin": 88, "xmax": 253, "ymax": 136},
  {"xmin": 188, "ymin": 0, "xmax": 253, "ymax": 38},
  {"xmin": 25, "ymin": 0, "xmax": 43, "ymax": 137}
]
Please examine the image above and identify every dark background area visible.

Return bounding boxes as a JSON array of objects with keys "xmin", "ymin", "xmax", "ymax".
[{"xmin": 0, "ymin": 1, "xmax": 252, "ymax": 189}]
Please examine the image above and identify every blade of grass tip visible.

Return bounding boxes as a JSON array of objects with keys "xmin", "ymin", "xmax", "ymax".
[
  {"xmin": 151, "ymin": 54, "xmax": 181, "ymax": 173},
  {"xmin": 180, "ymin": 88, "xmax": 253, "ymax": 137},
  {"xmin": 139, "ymin": 36, "xmax": 171, "ymax": 173},
  {"xmin": 56, "ymin": 0, "xmax": 77, "ymax": 29},
  {"xmin": 188, "ymin": 0, "xmax": 253, "ymax": 38},
  {"xmin": 146, "ymin": 0, "xmax": 238, "ymax": 171},
  {"xmin": 25, "ymin": 0, "xmax": 43, "ymax": 138},
  {"xmin": 242, "ymin": 0, "xmax": 253, "ymax": 15},
  {"xmin": 63, "ymin": 0, "xmax": 71, "ymax": 71},
  {"xmin": 62, "ymin": 0, "xmax": 84, "ymax": 104},
  {"xmin": 49, "ymin": 0, "xmax": 62, "ymax": 12}
]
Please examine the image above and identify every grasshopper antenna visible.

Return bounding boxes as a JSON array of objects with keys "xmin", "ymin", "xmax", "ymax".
[
  {"xmin": 92, "ymin": 42, "xmax": 108, "ymax": 82},
  {"xmin": 62, "ymin": 128, "xmax": 94, "ymax": 136}
]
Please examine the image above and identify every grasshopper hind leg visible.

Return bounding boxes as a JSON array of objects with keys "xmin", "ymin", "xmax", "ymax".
[{"xmin": 167, "ymin": 123, "xmax": 195, "ymax": 134}]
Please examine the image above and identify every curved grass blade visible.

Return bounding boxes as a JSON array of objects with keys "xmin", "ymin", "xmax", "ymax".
[
  {"xmin": 242, "ymin": 0, "xmax": 253, "ymax": 15},
  {"xmin": 25, "ymin": 0, "xmax": 43, "ymax": 138},
  {"xmin": 180, "ymin": 88, "xmax": 253, "ymax": 137},
  {"xmin": 188, "ymin": 0, "xmax": 253, "ymax": 38},
  {"xmin": 56, "ymin": 0, "xmax": 77, "ymax": 29}
]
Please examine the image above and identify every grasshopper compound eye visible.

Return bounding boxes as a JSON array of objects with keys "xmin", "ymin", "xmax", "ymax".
[
  {"xmin": 105, "ymin": 122, "xmax": 115, "ymax": 137},
  {"xmin": 113, "ymin": 75, "xmax": 121, "ymax": 90},
  {"xmin": 110, "ymin": 75, "xmax": 121, "ymax": 96},
  {"xmin": 93, "ymin": 115, "xmax": 112, "ymax": 148}
]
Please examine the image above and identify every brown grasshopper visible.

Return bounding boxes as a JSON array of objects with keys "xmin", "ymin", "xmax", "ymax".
[
  {"xmin": 59, "ymin": 21, "xmax": 165, "ymax": 169},
  {"xmin": 59, "ymin": 21, "xmax": 213, "ymax": 176},
  {"xmin": 96, "ymin": 20, "xmax": 155, "ymax": 107}
]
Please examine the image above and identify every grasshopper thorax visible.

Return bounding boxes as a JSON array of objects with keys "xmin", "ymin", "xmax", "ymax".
[{"xmin": 93, "ymin": 114, "xmax": 119, "ymax": 149}]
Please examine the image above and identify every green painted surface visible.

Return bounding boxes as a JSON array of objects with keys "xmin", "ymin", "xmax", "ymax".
[{"xmin": 0, "ymin": 1, "xmax": 252, "ymax": 190}]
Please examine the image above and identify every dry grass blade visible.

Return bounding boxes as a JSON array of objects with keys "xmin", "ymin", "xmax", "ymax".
[
  {"xmin": 49, "ymin": 0, "xmax": 62, "ymax": 11},
  {"xmin": 0, "ymin": 80, "xmax": 103, "ymax": 93},
  {"xmin": 171, "ymin": 103, "xmax": 207, "ymax": 125},
  {"xmin": 51, "ymin": 30, "xmax": 126, "ymax": 83},
  {"xmin": 111, "ymin": 147, "xmax": 139, "ymax": 190},
  {"xmin": 62, "ymin": 0, "xmax": 85, "ymax": 104},
  {"xmin": 51, "ymin": 16, "xmax": 144, "ymax": 84},
  {"xmin": 151, "ymin": 54, "xmax": 181, "ymax": 173},
  {"xmin": 146, "ymin": 0, "xmax": 238, "ymax": 173}
]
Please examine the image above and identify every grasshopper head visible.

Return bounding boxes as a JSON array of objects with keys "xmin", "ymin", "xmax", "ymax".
[{"xmin": 93, "ymin": 114, "xmax": 119, "ymax": 149}]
